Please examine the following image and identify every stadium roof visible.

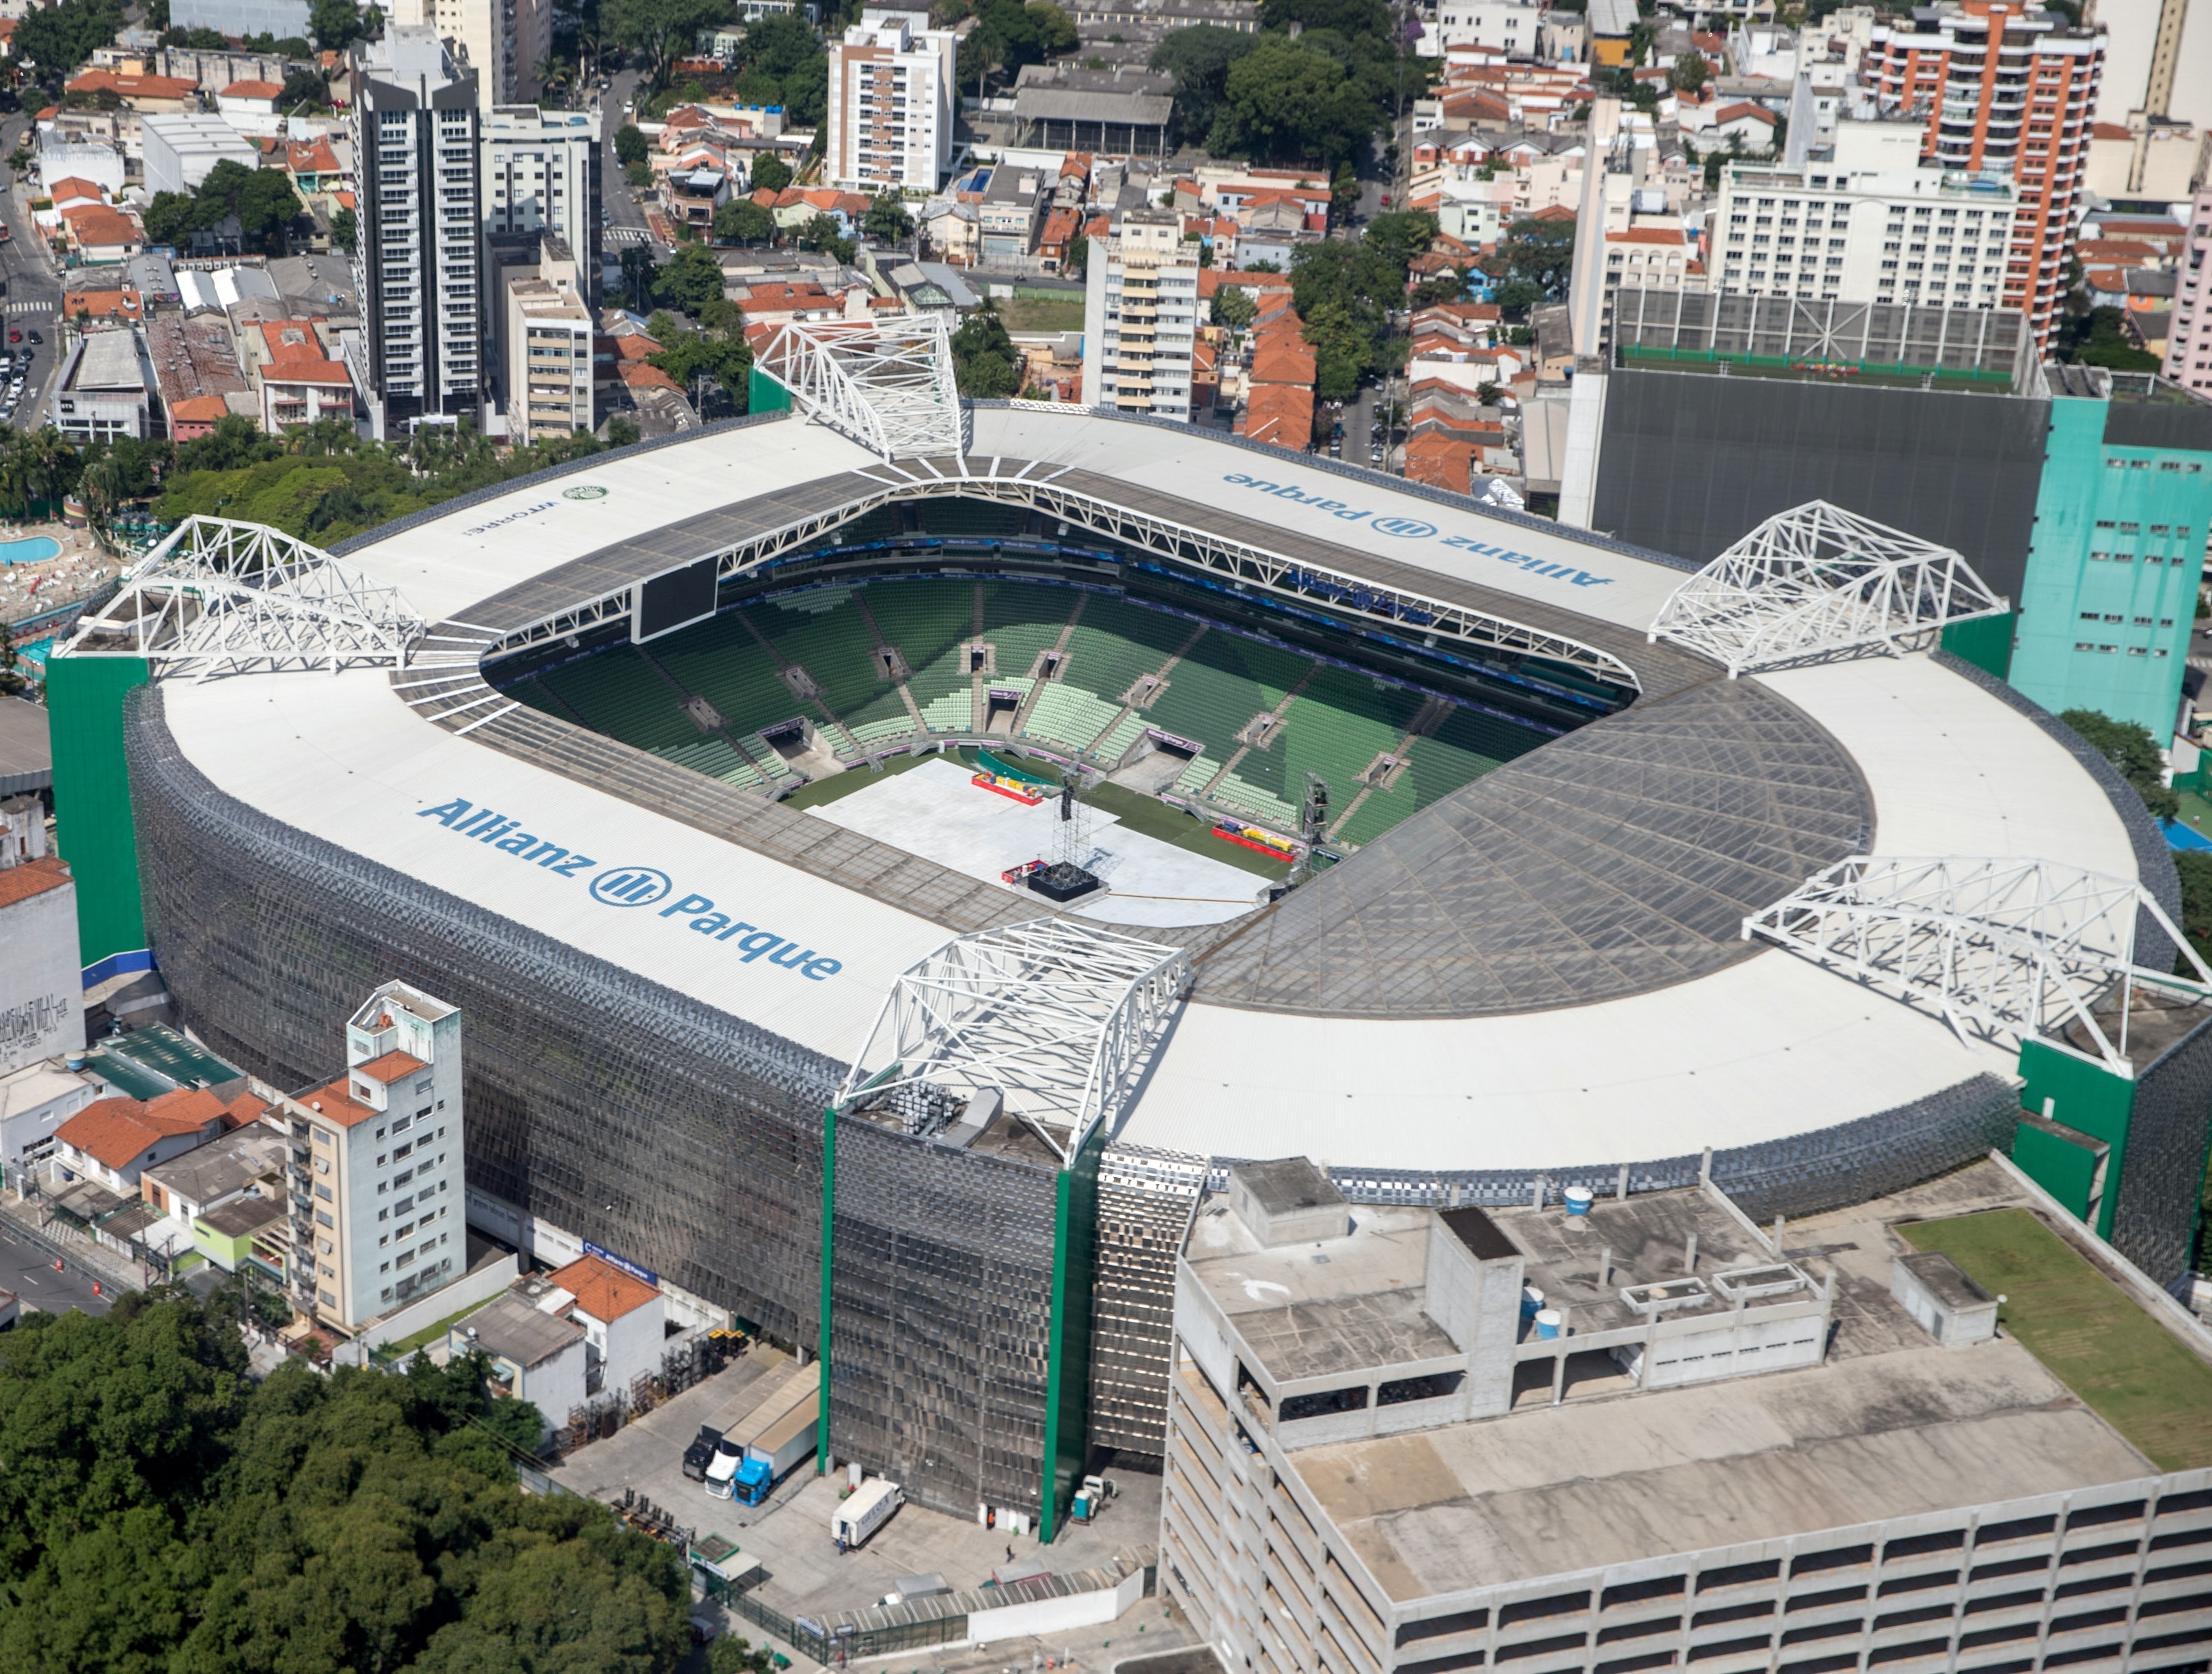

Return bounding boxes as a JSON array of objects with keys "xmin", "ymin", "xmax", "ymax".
[{"xmin": 146, "ymin": 408, "xmax": 2149, "ymax": 1176}]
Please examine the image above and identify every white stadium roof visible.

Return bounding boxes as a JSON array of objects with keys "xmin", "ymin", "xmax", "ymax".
[{"xmin": 148, "ymin": 407, "xmax": 2143, "ymax": 1175}]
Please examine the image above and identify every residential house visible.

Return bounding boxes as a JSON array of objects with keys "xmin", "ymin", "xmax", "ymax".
[
  {"xmin": 241, "ymin": 319, "xmax": 356, "ymax": 432},
  {"xmin": 52, "ymin": 1085, "xmax": 245, "ymax": 1193},
  {"xmin": 63, "ymin": 69, "xmax": 200, "ymax": 113},
  {"xmin": 215, "ymin": 79, "xmax": 285, "ymax": 137},
  {"xmin": 448, "ymin": 1279, "xmax": 586, "ymax": 1438},
  {"xmin": 545, "ymin": 1252, "xmax": 666, "ymax": 1397}
]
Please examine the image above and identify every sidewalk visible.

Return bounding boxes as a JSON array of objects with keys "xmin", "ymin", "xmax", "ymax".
[{"xmin": 0, "ymin": 1189, "xmax": 147, "ymax": 1295}]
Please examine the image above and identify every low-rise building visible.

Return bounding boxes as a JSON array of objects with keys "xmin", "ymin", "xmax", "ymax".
[
  {"xmin": 139, "ymin": 1121, "xmax": 283, "ymax": 1232},
  {"xmin": 449, "ymin": 1283, "xmax": 586, "ymax": 1435},
  {"xmin": 545, "ymin": 1252, "xmax": 666, "ymax": 1396},
  {"xmin": 1162, "ymin": 1156, "xmax": 2212, "ymax": 1674},
  {"xmin": 63, "ymin": 68, "xmax": 198, "ymax": 113},
  {"xmin": 241, "ymin": 318, "xmax": 356, "ymax": 432},
  {"xmin": 52, "ymin": 1085, "xmax": 241, "ymax": 1193},
  {"xmin": 141, "ymin": 111, "xmax": 259, "ymax": 196},
  {"xmin": 144, "ymin": 310, "xmax": 251, "ymax": 436},
  {"xmin": 0, "ymin": 848, "xmax": 101, "ymax": 1192},
  {"xmin": 52, "ymin": 332, "xmax": 153, "ymax": 443}
]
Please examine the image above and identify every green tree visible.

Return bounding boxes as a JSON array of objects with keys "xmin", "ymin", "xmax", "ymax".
[
  {"xmin": 14, "ymin": 0, "xmax": 123, "ymax": 77},
  {"xmin": 627, "ymin": 159, "xmax": 653, "ymax": 189},
  {"xmin": 737, "ymin": 13, "xmax": 829, "ymax": 125},
  {"xmin": 1208, "ymin": 40, "xmax": 1380, "ymax": 167},
  {"xmin": 331, "ymin": 205, "xmax": 357, "ymax": 252},
  {"xmin": 1362, "ymin": 208, "xmax": 1437, "ymax": 273},
  {"xmin": 653, "ymin": 240, "xmax": 727, "ymax": 313},
  {"xmin": 1149, "ymin": 23, "xmax": 1259, "ymax": 144},
  {"xmin": 2068, "ymin": 305, "xmax": 2162, "ymax": 373},
  {"xmin": 603, "ymin": 0, "xmax": 727, "ymax": 87},
  {"xmin": 1211, "ymin": 284, "xmax": 1256, "ymax": 330},
  {"xmin": 1494, "ymin": 213, "xmax": 1576, "ymax": 306},
  {"xmin": 951, "ymin": 306, "xmax": 1021, "ymax": 397},
  {"xmin": 799, "ymin": 211, "xmax": 855, "ymax": 264},
  {"xmin": 958, "ymin": 0, "xmax": 1077, "ymax": 88},
  {"xmin": 864, "ymin": 192, "xmax": 914, "ymax": 244},
  {"xmin": 1669, "ymin": 51, "xmax": 1708, "ymax": 92},
  {"xmin": 1259, "ymin": 0, "xmax": 1389, "ymax": 36},
  {"xmin": 311, "ymin": 0, "xmax": 364, "ymax": 48},
  {"xmin": 619, "ymin": 243, "xmax": 661, "ymax": 312},
  {"xmin": 715, "ymin": 197, "xmax": 777, "ymax": 243},
  {"xmin": 614, "ymin": 122, "xmax": 651, "ymax": 165},
  {"xmin": 2060, "ymin": 708, "xmax": 2180, "ymax": 820},
  {"xmin": 750, "ymin": 152, "xmax": 793, "ymax": 193},
  {"xmin": 141, "ymin": 190, "xmax": 197, "ymax": 249},
  {"xmin": 1063, "ymin": 230, "xmax": 1087, "ymax": 277}
]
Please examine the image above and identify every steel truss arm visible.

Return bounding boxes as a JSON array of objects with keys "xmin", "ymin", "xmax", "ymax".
[
  {"xmin": 755, "ymin": 316, "xmax": 964, "ymax": 461},
  {"xmin": 63, "ymin": 515, "xmax": 424, "ymax": 679},
  {"xmin": 837, "ymin": 919, "xmax": 1190, "ymax": 1167},
  {"xmin": 482, "ymin": 464, "xmax": 1641, "ymax": 689},
  {"xmin": 1650, "ymin": 499, "xmax": 2008, "ymax": 677},
  {"xmin": 1743, "ymin": 856, "xmax": 2212, "ymax": 1073}
]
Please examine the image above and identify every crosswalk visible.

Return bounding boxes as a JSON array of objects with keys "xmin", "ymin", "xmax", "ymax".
[
  {"xmin": 603, "ymin": 226, "xmax": 655, "ymax": 246},
  {"xmin": 3, "ymin": 299, "xmax": 51, "ymax": 314}
]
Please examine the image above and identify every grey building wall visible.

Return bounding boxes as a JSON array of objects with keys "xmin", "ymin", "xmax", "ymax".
[
  {"xmin": 171, "ymin": 0, "xmax": 313, "ymax": 39},
  {"xmin": 1090, "ymin": 1144, "xmax": 1204, "ymax": 1457},
  {"xmin": 1589, "ymin": 368, "xmax": 2051, "ymax": 599},
  {"xmin": 828, "ymin": 1114, "xmax": 1062, "ymax": 1520},
  {"xmin": 124, "ymin": 684, "xmax": 838, "ymax": 1347},
  {"xmin": 2117, "ymin": 1013, "xmax": 2212, "ymax": 1284}
]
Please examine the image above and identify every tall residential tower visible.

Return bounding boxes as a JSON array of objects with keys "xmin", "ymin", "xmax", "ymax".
[{"xmin": 352, "ymin": 26, "xmax": 482, "ymax": 431}]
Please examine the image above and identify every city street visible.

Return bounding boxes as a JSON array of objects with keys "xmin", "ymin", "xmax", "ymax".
[
  {"xmin": 599, "ymin": 65, "xmax": 664, "ymax": 260},
  {"xmin": 0, "ymin": 112, "xmax": 60, "ymax": 431},
  {"xmin": 0, "ymin": 1219, "xmax": 116, "ymax": 1317}
]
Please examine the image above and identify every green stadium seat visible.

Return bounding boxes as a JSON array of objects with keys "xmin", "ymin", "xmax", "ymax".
[{"xmin": 1022, "ymin": 684, "xmax": 1123, "ymax": 753}]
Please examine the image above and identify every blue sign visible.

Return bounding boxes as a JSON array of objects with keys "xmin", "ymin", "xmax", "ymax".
[
  {"xmin": 1220, "ymin": 472, "xmax": 1617, "ymax": 590},
  {"xmin": 583, "ymin": 1239, "xmax": 659, "ymax": 1288},
  {"xmin": 413, "ymin": 798, "xmax": 844, "ymax": 982}
]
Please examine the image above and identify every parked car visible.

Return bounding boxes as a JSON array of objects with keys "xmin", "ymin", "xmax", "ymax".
[
  {"xmin": 27, "ymin": 330, "xmax": 40, "ymax": 344},
  {"xmin": 681, "ymin": 1425, "xmax": 724, "ymax": 1482}
]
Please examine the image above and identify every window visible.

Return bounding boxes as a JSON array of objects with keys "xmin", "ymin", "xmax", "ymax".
[{"xmin": 315, "ymin": 1183, "xmax": 333, "ymax": 1202}]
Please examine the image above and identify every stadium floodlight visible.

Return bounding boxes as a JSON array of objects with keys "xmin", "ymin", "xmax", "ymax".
[
  {"xmin": 837, "ymin": 918, "xmax": 1191, "ymax": 1165},
  {"xmin": 1743, "ymin": 856, "xmax": 2212, "ymax": 1074},
  {"xmin": 1648, "ymin": 500, "xmax": 2008, "ymax": 677},
  {"xmin": 63, "ymin": 515, "xmax": 424, "ymax": 680},
  {"xmin": 755, "ymin": 314, "xmax": 964, "ymax": 461}
]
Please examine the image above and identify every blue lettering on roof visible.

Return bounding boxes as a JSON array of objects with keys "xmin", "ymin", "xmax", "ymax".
[{"xmin": 413, "ymin": 798, "xmax": 843, "ymax": 982}]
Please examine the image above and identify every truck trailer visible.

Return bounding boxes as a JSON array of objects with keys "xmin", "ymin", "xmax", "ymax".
[{"xmin": 832, "ymin": 1478, "xmax": 903, "ymax": 1550}]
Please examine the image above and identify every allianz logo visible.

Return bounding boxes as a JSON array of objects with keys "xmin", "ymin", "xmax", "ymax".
[
  {"xmin": 415, "ymin": 799, "xmax": 843, "ymax": 982},
  {"xmin": 1219, "ymin": 472, "xmax": 1616, "ymax": 589}
]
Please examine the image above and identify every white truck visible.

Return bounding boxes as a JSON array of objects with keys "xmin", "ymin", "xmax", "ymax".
[{"xmin": 831, "ymin": 1477, "xmax": 903, "ymax": 1550}]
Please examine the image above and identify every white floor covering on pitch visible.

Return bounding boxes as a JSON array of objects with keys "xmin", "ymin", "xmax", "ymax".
[{"xmin": 805, "ymin": 757, "xmax": 1268, "ymax": 928}]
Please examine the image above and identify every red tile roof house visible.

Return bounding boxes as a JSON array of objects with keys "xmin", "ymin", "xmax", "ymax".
[
  {"xmin": 53, "ymin": 1087, "xmax": 243, "ymax": 1193},
  {"xmin": 545, "ymin": 1252, "xmax": 666, "ymax": 1391}
]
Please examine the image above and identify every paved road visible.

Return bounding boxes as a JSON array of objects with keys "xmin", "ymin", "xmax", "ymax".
[
  {"xmin": 0, "ymin": 1220, "xmax": 117, "ymax": 1316},
  {"xmin": 600, "ymin": 65, "xmax": 662, "ymax": 258},
  {"xmin": 0, "ymin": 113, "xmax": 59, "ymax": 431}
]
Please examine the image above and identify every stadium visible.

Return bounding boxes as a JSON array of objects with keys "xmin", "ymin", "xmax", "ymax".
[{"xmin": 47, "ymin": 321, "xmax": 2212, "ymax": 1536}]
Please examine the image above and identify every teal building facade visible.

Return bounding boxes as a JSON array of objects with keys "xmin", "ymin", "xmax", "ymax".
[{"xmin": 2008, "ymin": 373, "xmax": 2212, "ymax": 738}]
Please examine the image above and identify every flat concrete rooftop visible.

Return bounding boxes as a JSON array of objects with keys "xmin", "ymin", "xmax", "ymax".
[{"xmin": 1270, "ymin": 1164, "xmax": 2166, "ymax": 1599}]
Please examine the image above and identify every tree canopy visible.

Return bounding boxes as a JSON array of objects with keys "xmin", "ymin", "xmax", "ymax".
[
  {"xmin": 951, "ymin": 306, "xmax": 1021, "ymax": 398},
  {"xmin": 1288, "ymin": 234, "xmax": 1412, "ymax": 398},
  {"xmin": 143, "ymin": 159, "xmax": 302, "ymax": 256},
  {"xmin": 1149, "ymin": 26, "xmax": 1259, "ymax": 147},
  {"xmin": 603, "ymin": 0, "xmax": 728, "ymax": 87},
  {"xmin": 652, "ymin": 241, "xmax": 728, "ymax": 313},
  {"xmin": 2060, "ymin": 708, "xmax": 2180, "ymax": 820},
  {"xmin": 0, "ymin": 1289, "xmax": 690, "ymax": 1671},
  {"xmin": 864, "ymin": 193, "xmax": 914, "ymax": 245},
  {"xmin": 1207, "ymin": 40, "xmax": 1382, "ymax": 167},
  {"xmin": 1492, "ymin": 213, "xmax": 1575, "ymax": 309},
  {"xmin": 730, "ymin": 14, "xmax": 829, "ymax": 127},
  {"xmin": 715, "ymin": 197, "xmax": 777, "ymax": 243},
  {"xmin": 310, "ymin": 0, "xmax": 366, "ymax": 50},
  {"xmin": 955, "ymin": 0, "xmax": 1077, "ymax": 90},
  {"xmin": 16, "ymin": 0, "xmax": 124, "ymax": 75}
]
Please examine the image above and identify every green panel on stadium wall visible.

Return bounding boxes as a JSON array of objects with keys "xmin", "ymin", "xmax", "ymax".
[
  {"xmin": 748, "ymin": 366, "xmax": 793, "ymax": 416},
  {"xmin": 1940, "ymin": 611, "xmax": 2014, "ymax": 681},
  {"xmin": 817, "ymin": 1100, "xmax": 835, "ymax": 1473},
  {"xmin": 2010, "ymin": 1118, "xmax": 2101, "ymax": 1221},
  {"xmin": 46, "ymin": 652, "xmax": 150, "ymax": 977},
  {"xmin": 1039, "ymin": 1124, "xmax": 1102, "ymax": 1543},
  {"xmin": 2015, "ymin": 1037, "xmax": 2134, "ymax": 1240}
]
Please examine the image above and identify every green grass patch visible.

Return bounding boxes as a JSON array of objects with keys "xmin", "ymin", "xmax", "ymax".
[
  {"xmin": 1902, "ymin": 1208, "xmax": 2212, "ymax": 1470},
  {"xmin": 374, "ymin": 1297, "xmax": 495, "ymax": 1362},
  {"xmin": 1082, "ymin": 779, "xmax": 1286, "ymax": 878},
  {"xmin": 996, "ymin": 299, "xmax": 1087, "ymax": 335}
]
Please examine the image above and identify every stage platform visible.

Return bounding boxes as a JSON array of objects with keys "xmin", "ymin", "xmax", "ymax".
[{"xmin": 806, "ymin": 757, "xmax": 1268, "ymax": 928}]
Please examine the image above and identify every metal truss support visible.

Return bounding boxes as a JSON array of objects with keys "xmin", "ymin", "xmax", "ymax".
[
  {"xmin": 480, "ymin": 461, "xmax": 1641, "ymax": 691},
  {"xmin": 755, "ymin": 316, "xmax": 964, "ymax": 461},
  {"xmin": 837, "ymin": 918, "xmax": 1190, "ymax": 1167},
  {"xmin": 64, "ymin": 515, "xmax": 424, "ymax": 679},
  {"xmin": 1743, "ymin": 856, "xmax": 2212, "ymax": 1073},
  {"xmin": 1648, "ymin": 500, "xmax": 2008, "ymax": 677}
]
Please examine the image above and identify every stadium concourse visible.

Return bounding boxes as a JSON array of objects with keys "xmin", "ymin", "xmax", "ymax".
[{"xmin": 52, "ymin": 394, "xmax": 2212, "ymax": 1533}]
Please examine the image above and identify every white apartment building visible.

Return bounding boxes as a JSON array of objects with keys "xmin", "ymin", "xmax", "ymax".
[
  {"xmin": 1082, "ymin": 208, "xmax": 1200, "ymax": 422},
  {"xmin": 352, "ymin": 27, "xmax": 482, "ymax": 430},
  {"xmin": 504, "ymin": 259, "xmax": 592, "ymax": 442},
  {"xmin": 1418, "ymin": 0, "xmax": 1541, "ymax": 57},
  {"xmin": 2163, "ymin": 187, "xmax": 2212, "ymax": 396},
  {"xmin": 389, "ymin": 0, "xmax": 550, "ymax": 113},
  {"xmin": 482, "ymin": 103, "xmax": 600, "ymax": 263},
  {"xmin": 1707, "ymin": 117, "xmax": 2017, "ymax": 306},
  {"xmin": 283, "ymin": 981, "xmax": 466, "ymax": 1332},
  {"xmin": 825, "ymin": 7, "xmax": 958, "ymax": 191}
]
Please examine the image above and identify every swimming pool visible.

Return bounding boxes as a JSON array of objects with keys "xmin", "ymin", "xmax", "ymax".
[{"xmin": 0, "ymin": 536, "xmax": 58, "ymax": 566}]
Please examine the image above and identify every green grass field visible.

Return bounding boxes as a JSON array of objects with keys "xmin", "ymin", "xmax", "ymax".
[
  {"xmin": 1902, "ymin": 1208, "xmax": 2212, "ymax": 1470},
  {"xmin": 996, "ymin": 298, "xmax": 1087, "ymax": 335}
]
